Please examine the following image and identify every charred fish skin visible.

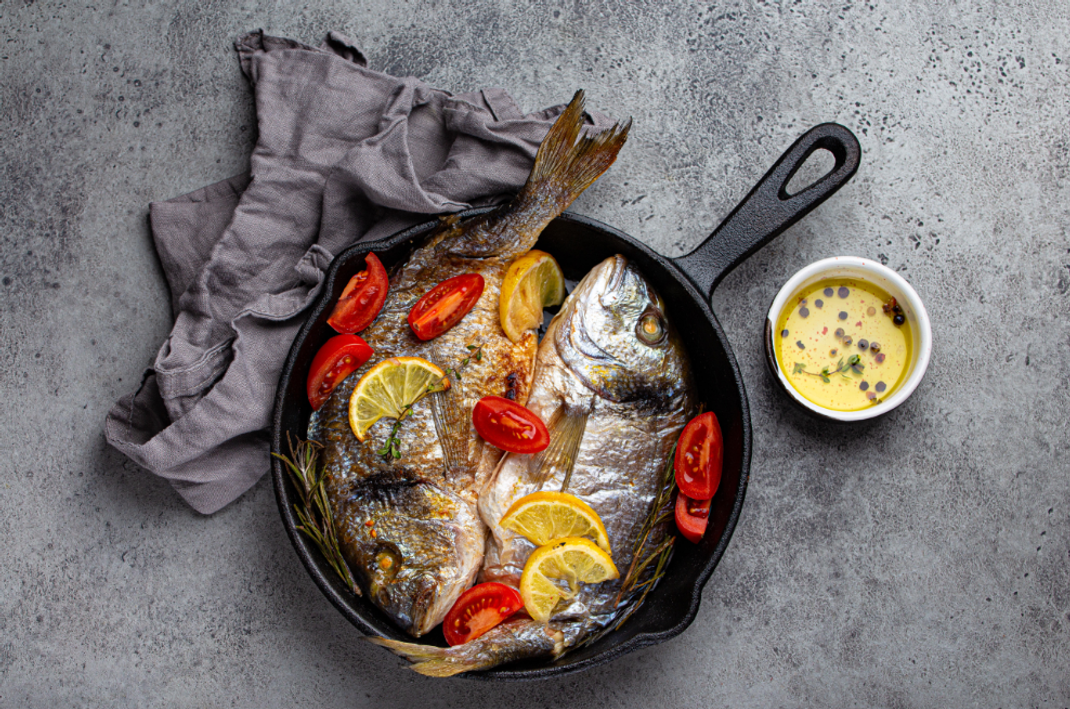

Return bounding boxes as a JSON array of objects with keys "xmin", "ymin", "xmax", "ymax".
[
  {"xmin": 311, "ymin": 91, "xmax": 631, "ymax": 638},
  {"xmin": 379, "ymin": 256, "xmax": 695, "ymax": 676},
  {"xmin": 335, "ymin": 472, "xmax": 483, "ymax": 637}
]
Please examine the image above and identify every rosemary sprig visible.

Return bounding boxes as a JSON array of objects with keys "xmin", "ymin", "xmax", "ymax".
[
  {"xmin": 272, "ymin": 433, "xmax": 360, "ymax": 596},
  {"xmin": 579, "ymin": 442, "xmax": 679, "ymax": 649},
  {"xmin": 793, "ymin": 353, "xmax": 863, "ymax": 383},
  {"xmin": 615, "ymin": 440, "xmax": 678, "ymax": 607}
]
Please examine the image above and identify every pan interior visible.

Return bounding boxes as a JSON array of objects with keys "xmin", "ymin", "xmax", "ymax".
[{"xmin": 272, "ymin": 211, "xmax": 751, "ymax": 679}]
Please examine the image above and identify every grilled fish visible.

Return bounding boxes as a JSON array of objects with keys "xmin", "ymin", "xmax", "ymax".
[
  {"xmin": 310, "ymin": 92, "xmax": 630, "ymax": 637},
  {"xmin": 373, "ymin": 254, "xmax": 696, "ymax": 675}
]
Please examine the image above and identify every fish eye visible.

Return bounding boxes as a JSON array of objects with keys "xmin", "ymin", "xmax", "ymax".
[{"xmin": 636, "ymin": 312, "xmax": 666, "ymax": 345}]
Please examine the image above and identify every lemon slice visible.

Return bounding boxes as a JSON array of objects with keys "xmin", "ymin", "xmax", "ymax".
[
  {"xmin": 519, "ymin": 537, "xmax": 619, "ymax": 622},
  {"xmin": 499, "ymin": 491, "xmax": 611, "ymax": 554},
  {"xmin": 348, "ymin": 356, "xmax": 449, "ymax": 441},
  {"xmin": 499, "ymin": 250, "xmax": 566, "ymax": 342}
]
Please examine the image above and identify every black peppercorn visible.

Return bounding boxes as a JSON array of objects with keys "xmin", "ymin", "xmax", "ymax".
[
  {"xmin": 893, "ymin": 313, "xmax": 906, "ymax": 326},
  {"xmin": 858, "ymin": 339, "xmax": 869, "ymax": 351},
  {"xmin": 869, "ymin": 342, "xmax": 881, "ymax": 353}
]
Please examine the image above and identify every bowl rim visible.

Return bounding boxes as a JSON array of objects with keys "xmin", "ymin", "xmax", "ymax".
[{"xmin": 765, "ymin": 255, "xmax": 932, "ymax": 422}]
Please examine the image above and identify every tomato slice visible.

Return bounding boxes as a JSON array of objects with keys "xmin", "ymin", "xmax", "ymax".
[
  {"xmin": 674, "ymin": 411, "xmax": 723, "ymax": 500},
  {"xmin": 443, "ymin": 582, "xmax": 524, "ymax": 646},
  {"xmin": 675, "ymin": 493, "xmax": 712, "ymax": 544},
  {"xmin": 471, "ymin": 396, "xmax": 550, "ymax": 455},
  {"xmin": 327, "ymin": 252, "xmax": 389, "ymax": 334},
  {"xmin": 407, "ymin": 273, "xmax": 485, "ymax": 341},
  {"xmin": 306, "ymin": 335, "xmax": 373, "ymax": 410}
]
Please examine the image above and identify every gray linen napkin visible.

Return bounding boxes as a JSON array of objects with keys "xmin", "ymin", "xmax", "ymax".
[{"xmin": 104, "ymin": 30, "xmax": 616, "ymax": 514}]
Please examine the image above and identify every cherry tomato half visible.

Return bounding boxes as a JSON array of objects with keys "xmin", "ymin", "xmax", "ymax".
[
  {"xmin": 306, "ymin": 335, "xmax": 373, "ymax": 410},
  {"xmin": 674, "ymin": 411, "xmax": 723, "ymax": 500},
  {"xmin": 327, "ymin": 252, "xmax": 389, "ymax": 334},
  {"xmin": 471, "ymin": 396, "xmax": 550, "ymax": 455},
  {"xmin": 675, "ymin": 493, "xmax": 712, "ymax": 544},
  {"xmin": 407, "ymin": 273, "xmax": 485, "ymax": 341},
  {"xmin": 443, "ymin": 582, "xmax": 524, "ymax": 646}
]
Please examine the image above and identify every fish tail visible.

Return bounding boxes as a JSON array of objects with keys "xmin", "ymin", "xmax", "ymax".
[
  {"xmin": 445, "ymin": 91, "xmax": 630, "ymax": 259},
  {"xmin": 368, "ymin": 619, "xmax": 565, "ymax": 677},
  {"xmin": 367, "ymin": 637, "xmax": 471, "ymax": 677},
  {"xmin": 517, "ymin": 90, "xmax": 631, "ymax": 212}
]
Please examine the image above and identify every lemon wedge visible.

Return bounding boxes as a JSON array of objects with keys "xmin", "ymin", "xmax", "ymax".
[
  {"xmin": 499, "ymin": 491, "xmax": 611, "ymax": 554},
  {"xmin": 499, "ymin": 250, "xmax": 566, "ymax": 342},
  {"xmin": 519, "ymin": 537, "xmax": 619, "ymax": 622},
  {"xmin": 348, "ymin": 356, "xmax": 449, "ymax": 441}
]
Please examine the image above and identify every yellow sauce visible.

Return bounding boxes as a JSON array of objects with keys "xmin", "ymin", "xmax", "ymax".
[{"xmin": 774, "ymin": 278, "xmax": 912, "ymax": 411}]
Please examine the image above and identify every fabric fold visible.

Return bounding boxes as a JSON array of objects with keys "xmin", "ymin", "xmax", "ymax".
[{"xmin": 105, "ymin": 30, "xmax": 617, "ymax": 514}]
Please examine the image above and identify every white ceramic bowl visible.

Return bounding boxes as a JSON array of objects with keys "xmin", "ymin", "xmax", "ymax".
[{"xmin": 764, "ymin": 256, "xmax": 932, "ymax": 422}]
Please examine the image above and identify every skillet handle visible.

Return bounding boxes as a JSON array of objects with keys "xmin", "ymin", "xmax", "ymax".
[{"xmin": 673, "ymin": 123, "xmax": 860, "ymax": 301}]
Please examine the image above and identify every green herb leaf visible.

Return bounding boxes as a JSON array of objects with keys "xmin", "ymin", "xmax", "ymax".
[{"xmin": 274, "ymin": 435, "xmax": 360, "ymax": 596}]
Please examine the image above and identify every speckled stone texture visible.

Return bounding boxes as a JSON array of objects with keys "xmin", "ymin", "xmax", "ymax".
[{"xmin": 1, "ymin": 1, "xmax": 1067, "ymax": 706}]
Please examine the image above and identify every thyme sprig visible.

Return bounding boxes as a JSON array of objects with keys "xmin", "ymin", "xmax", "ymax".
[
  {"xmin": 444, "ymin": 344, "xmax": 483, "ymax": 382},
  {"xmin": 376, "ymin": 377, "xmax": 450, "ymax": 461},
  {"xmin": 793, "ymin": 353, "xmax": 863, "ymax": 383},
  {"xmin": 273, "ymin": 434, "xmax": 359, "ymax": 596}
]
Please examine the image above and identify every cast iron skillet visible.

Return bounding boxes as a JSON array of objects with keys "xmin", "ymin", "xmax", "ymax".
[{"xmin": 272, "ymin": 123, "xmax": 860, "ymax": 680}]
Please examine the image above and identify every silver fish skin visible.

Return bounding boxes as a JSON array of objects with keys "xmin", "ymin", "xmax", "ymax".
[
  {"xmin": 311, "ymin": 92, "xmax": 630, "ymax": 638},
  {"xmin": 377, "ymin": 255, "xmax": 696, "ymax": 675}
]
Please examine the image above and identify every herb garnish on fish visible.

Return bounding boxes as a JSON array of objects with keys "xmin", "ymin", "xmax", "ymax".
[{"xmin": 273, "ymin": 434, "xmax": 360, "ymax": 596}]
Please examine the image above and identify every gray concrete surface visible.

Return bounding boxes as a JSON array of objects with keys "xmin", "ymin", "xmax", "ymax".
[{"xmin": 2, "ymin": 1, "xmax": 1068, "ymax": 706}]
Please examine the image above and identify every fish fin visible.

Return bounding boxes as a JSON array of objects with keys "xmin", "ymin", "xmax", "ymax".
[
  {"xmin": 517, "ymin": 90, "xmax": 631, "ymax": 212},
  {"xmin": 529, "ymin": 407, "xmax": 588, "ymax": 490},
  {"xmin": 430, "ymin": 389, "xmax": 469, "ymax": 477},
  {"xmin": 369, "ymin": 620, "xmax": 565, "ymax": 677}
]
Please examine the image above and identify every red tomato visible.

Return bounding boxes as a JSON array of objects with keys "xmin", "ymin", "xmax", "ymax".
[
  {"xmin": 675, "ymin": 493, "xmax": 712, "ymax": 544},
  {"xmin": 407, "ymin": 273, "xmax": 485, "ymax": 341},
  {"xmin": 674, "ymin": 412, "xmax": 723, "ymax": 500},
  {"xmin": 306, "ymin": 335, "xmax": 373, "ymax": 410},
  {"xmin": 443, "ymin": 582, "xmax": 524, "ymax": 646},
  {"xmin": 471, "ymin": 396, "xmax": 550, "ymax": 455},
  {"xmin": 327, "ymin": 252, "xmax": 389, "ymax": 334}
]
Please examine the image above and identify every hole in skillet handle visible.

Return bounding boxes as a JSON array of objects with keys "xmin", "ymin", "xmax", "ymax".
[
  {"xmin": 784, "ymin": 148, "xmax": 836, "ymax": 197},
  {"xmin": 672, "ymin": 123, "xmax": 861, "ymax": 302}
]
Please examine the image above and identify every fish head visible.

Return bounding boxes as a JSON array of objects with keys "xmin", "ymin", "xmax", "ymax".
[
  {"xmin": 340, "ymin": 474, "xmax": 483, "ymax": 637},
  {"xmin": 554, "ymin": 255, "xmax": 691, "ymax": 407}
]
